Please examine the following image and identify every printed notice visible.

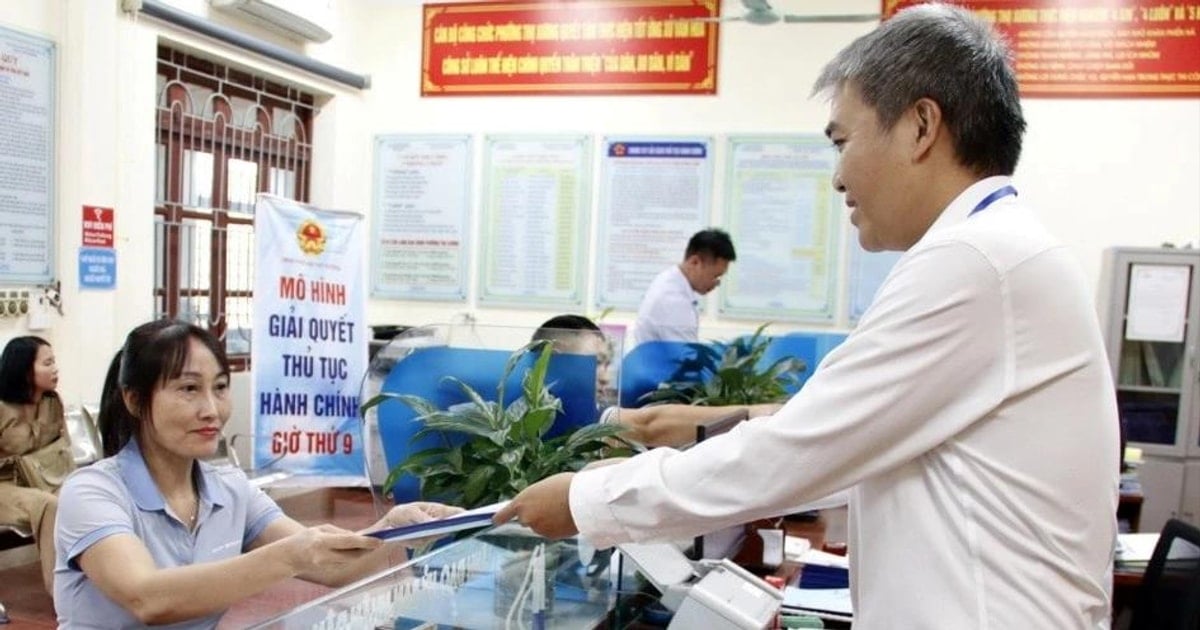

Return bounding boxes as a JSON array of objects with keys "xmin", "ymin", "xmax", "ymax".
[
  {"xmin": 720, "ymin": 136, "xmax": 841, "ymax": 322},
  {"xmin": 372, "ymin": 135, "xmax": 472, "ymax": 300},
  {"xmin": 1126, "ymin": 263, "xmax": 1191, "ymax": 342},
  {"xmin": 0, "ymin": 27, "xmax": 56, "ymax": 283},
  {"xmin": 479, "ymin": 135, "xmax": 591, "ymax": 307},
  {"xmin": 595, "ymin": 137, "xmax": 712, "ymax": 309}
]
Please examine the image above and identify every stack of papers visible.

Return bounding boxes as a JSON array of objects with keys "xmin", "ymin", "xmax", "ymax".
[
  {"xmin": 782, "ymin": 586, "xmax": 853, "ymax": 621},
  {"xmin": 1115, "ymin": 533, "xmax": 1159, "ymax": 568},
  {"xmin": 795, "ymin": 548, "xmax": 849, "ymax": 589}
]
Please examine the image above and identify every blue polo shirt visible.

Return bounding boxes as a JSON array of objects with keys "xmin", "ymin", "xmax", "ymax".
[{"xmin": 54, "ymin": 438, "xmax": 285, "ymax": 629}]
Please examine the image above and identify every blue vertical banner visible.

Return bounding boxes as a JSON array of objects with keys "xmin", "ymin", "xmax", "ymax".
[{"xmin": 251, "ymin": 195, "xmax": 368, "ymax": 486}]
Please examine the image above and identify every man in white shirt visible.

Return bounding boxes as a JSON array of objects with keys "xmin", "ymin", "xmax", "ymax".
[
  {"xmin": 631, "ymin": 229, "xmax": 736, "ymax": 346},
  {"xmin": 497, "ymin": 5, "xmax": 1120, "ymax": 629}
]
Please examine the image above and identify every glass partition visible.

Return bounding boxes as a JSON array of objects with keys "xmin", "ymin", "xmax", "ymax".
[
  {"xmin": 360, "ymin": 322, "xmax": 624, "ymax": 505},
  {"xmin": 246, "ymin": 524, "xmax": 624, "ymax": 630}
]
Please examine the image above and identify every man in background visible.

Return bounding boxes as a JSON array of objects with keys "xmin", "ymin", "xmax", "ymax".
[
  {"xmin": 632, "ymin": 229, "xmax": 736, "ymax": 346},
  {"xmin": 534, "ymin": 314, "xmax": 778, "ymax": 448}
]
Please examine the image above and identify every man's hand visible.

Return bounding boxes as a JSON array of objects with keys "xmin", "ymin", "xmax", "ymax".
[{"xmin": 493, "ymin": 473, "xmax": 578, "ymax": 539}]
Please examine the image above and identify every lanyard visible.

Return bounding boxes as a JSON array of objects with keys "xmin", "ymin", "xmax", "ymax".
[{"xmin": 968, "ymin": 185, "xmax": 1017, "ymax": 216}]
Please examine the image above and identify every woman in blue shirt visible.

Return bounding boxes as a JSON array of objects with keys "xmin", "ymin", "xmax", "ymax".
[{"xmin": 54, "ymin": 320, "xmax": 459, "ymax": 629}]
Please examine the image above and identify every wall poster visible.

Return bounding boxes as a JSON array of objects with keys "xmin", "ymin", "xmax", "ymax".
[
  {"xmin": 720, "ymin": 136, "xmax": 841, "ymax": 323},
  {"xmin": 478, "ymin": 135, "xmax": 592, "ymax": 308},
  {"xmin": 594, "ymin": 136, "xmax": 713, "ymax": 310},
  {"xmin": 372, "ymin": 135, "xmax": 472, "ymax": 301},
  {"xmin": 885, "ymin": 0, "xmax": 1200, "ymax": 96},
  {"xmin": 0, "ymin": 26, "xmax": 55, "ymax": 284},
  {"xmin": 421, "ymin": 0, "xmax": 720, "ymax": 95}
]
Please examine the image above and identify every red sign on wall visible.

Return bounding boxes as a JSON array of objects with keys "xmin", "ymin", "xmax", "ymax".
[
  {"xmin": 421, "ymin": 0, "xmax": 720, "ymax": 96},
  {"xmin": 884, "ymin": 1, "xmax": 1200, "ymax": 97},
  {"xmin": 82, "ymin": 205, "xmax": 114, "ymax": 247}
]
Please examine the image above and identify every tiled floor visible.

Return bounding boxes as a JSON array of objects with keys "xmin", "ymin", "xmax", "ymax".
[{"xmin": 0, "ymin": 487, "xmax": 382, "ymax": 629}]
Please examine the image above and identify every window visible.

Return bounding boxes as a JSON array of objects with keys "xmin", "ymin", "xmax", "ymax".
[{"xmin": 154, "ymin": 46, "xmax": 315, "ymax": 369}]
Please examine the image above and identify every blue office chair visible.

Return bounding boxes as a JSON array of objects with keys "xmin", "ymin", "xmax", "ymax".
[
  {"xmin": 374, "ymin": 346, "xmax": 599, "ymax": 503},
  {"xmin": 758, "ymin": 333, "xmax": 848, "ymax": 393},
  {"xmin": 759, "ymin": 335, "xmax": 817, "ymax": 394},
  {"xmin": 1130, "ymin": 518, "xmax": 1200, "ymax": 630},
  {"xmin": 618, "ymin": 341, "xmax": 717, "ymax": 408}
]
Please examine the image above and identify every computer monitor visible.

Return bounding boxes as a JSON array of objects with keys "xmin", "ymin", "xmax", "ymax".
[{"xmin": 687, "ymin": 407, "xmax": 750, "ymax": 560}]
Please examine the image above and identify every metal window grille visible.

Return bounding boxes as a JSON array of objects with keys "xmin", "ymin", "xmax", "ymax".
[{"xmin": 154, "ymin": 46, "xmax": 314, "ymax": 369}]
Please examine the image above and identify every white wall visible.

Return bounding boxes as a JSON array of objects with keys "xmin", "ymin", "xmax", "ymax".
[
  {"xmin": 0, "ymin": 0, "xmax": 1197, "ymax": 419},
  {"xmin": 348, "ymin": 0, "xmax": 1200, "ymax": 338}
]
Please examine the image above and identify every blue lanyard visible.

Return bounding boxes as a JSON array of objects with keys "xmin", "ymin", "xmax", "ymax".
[{"xmin": 969, "ymin": 185, "xmax": 1017, "ymax": 216}]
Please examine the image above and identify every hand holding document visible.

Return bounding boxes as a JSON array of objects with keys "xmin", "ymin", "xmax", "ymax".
[{"xmin": 367, "ymin": 501, "xmax": 510, "ymax": 543}]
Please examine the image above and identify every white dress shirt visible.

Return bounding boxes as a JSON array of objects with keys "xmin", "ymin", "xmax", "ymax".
[
  {"xmin": 632, "ymin": 265, "xmax": 701, "ymax": 346},
  {"xmin": 571, "ymin": 176, "xmax": 1119, "ymax": 629}
]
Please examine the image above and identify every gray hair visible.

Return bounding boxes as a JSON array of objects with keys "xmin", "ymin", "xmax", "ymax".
[{"xmin": 812, "ymin": 3, "xmax": 1026, "ymax": 176}]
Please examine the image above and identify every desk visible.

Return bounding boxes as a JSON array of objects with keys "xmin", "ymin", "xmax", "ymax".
[{"xmin": 1112, "ymin": 563, "xmax": 1146, "ymax": 624}]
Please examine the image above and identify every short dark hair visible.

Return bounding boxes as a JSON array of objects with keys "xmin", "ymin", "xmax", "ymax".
[
  {"xmin": 685, "ymin": 228, "xmax": 736, "ymax": 262},
  {"xmin": 98, "ymin": 320, "xmax": 230, "ymax": 456},
  {"xmin": 533, "ymin": 314, "xmax": 604, "ymax": 354},
  {"xmin": 0, "ymin": 336, "xmax": 51, "ymax": 404},
  {"xmin": 812, "ymin": 3, "xmax": 1025, "ymax": 176}
]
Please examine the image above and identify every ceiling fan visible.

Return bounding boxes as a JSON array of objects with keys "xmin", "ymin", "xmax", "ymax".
[{"xmin": 698, "ymin": 0, "xmax": 880, "ymax": 25}]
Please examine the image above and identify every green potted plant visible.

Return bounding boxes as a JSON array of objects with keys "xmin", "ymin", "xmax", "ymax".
[
  {"xmin": 641, "ymin": 324, "xmax": 806, "ymax": 406},
  {"xmin": 361, "ymin": 340, "xmax": 630, "ymax": 509}
]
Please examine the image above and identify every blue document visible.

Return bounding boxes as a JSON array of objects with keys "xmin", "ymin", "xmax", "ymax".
[{"xmin": 366, "ymin": 501, "xmax": 509, "ymax": 542}]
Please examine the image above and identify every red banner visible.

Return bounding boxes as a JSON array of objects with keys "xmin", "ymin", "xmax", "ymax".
[
  {"xmin": 884, "ymin": 1, "xmax": 1200, "ymax": 97},
  {"xmin": 421, "ymin": 0, "xmax": 720, "ymax": 96},
  {"xmin": 82, "ymin": 205, "xmax": 114, "ymax": 248}
]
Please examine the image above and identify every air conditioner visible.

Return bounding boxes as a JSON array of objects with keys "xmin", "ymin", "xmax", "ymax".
[{"xmin": 210, "ymin": 0, "xmax": 333, "ymax": 43}]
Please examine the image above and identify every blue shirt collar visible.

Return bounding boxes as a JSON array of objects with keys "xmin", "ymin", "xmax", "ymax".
[{"xmin": 117, "ymin": 438, "xmax": 232, "ymax": 512}]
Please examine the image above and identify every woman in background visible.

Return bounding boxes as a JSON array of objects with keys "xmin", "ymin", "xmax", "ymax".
[
  {"xmin": 54, "ymin": 320, "xmax": 460, "ymax": 629},
  {"xmin": 0, "ymin": 335, "xmax": 67, "ymax": 594}
]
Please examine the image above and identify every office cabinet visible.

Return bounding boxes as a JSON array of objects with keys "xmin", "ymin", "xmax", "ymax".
[{"xmin": 1101, "ymin": 247, "xmax": 1200, "ymax": 531}]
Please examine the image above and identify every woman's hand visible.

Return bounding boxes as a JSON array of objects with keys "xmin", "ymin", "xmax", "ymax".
[
  {"xmin": 280, "ymin": 524, "xmax": 382, "ymax": 576},
  {"xmin": 369, "ymin": 502, "xmax": 465, "ymax": 549},
  {"xmin": 382, "ymin": 502, "xmax": 464, "ymax": 527}
]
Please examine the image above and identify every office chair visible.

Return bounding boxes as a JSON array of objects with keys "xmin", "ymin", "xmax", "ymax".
[{"xmin": 1129, "ymin": 518, "xmax": 1200, "ymax": 630}]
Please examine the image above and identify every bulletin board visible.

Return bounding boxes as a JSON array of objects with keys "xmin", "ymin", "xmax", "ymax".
[
  {"xmin": 478, "ymin": 134, "xmax": 592, "ymax": 308},
  {"xmin": 0, "ymin": 26, "xmax": 56, "ymax": 284}
]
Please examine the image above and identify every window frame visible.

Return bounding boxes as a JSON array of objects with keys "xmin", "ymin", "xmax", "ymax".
[{"xmin": 154, "ymin": 46, "xmax": 315, "ymax": 370}]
